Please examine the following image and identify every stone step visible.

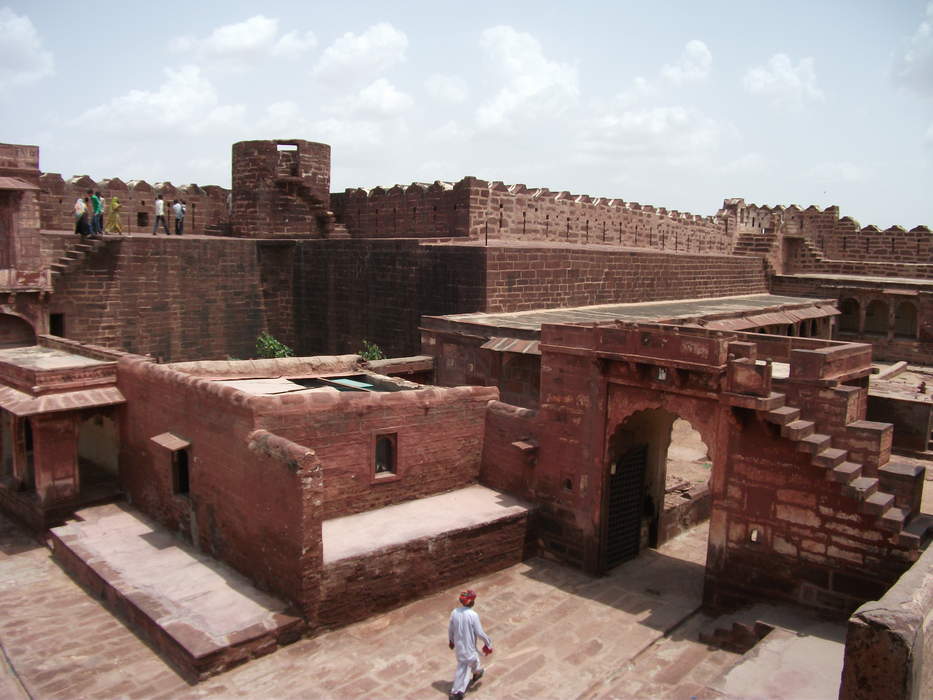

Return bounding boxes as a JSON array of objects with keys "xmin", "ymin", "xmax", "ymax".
[
  {"xmin": 797, "ymin": 433, "xmax": 831, "ymax": 454},
  {"xmin": 843, "ymin": 477, "xmax": 878, "ymax": 501},
  {"xmin": 782, "ymin": 420, "xmax": 814, "ymax": 441},
  {"xmin": 880, "ymin": 506, "xmax": 907, "ymax": 532},
  {"xmin": 50, "ymin": 505, "xmax": 304, "ymax": 682},
  {"xmin": 897, "ymin": 514, "xmax": 933, "ymax": 548},
  {"xmin": 829, "ymin": 461, "xmax": 862, "ymax": 483},
  {"xmin": 862, "ymin": 490, "xmax": 894, "ymax": 516},
  {"xmin": 766, "ymin": 406, "xmax": 800, "ymax": 425},
  {"xmin": 812, "ymin": 448, "xmax": 847, "ymax": 469},
  {"xmin": 50, "ymin": 262, "xmax": 67, "ymax": 273}
]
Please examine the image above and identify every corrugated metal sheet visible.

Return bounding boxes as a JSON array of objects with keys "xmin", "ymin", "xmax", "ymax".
[
  {"xmin": 480, "ymin": 337, "xmax": 541, "ymax": 355},
  {"xmin": 786, "ymin": 306, "xmax": 839, "ymax": 321},
  {"xmin": 744, "ymin": 311, "xmax": 796, "ymax": 328},
  {"xmin": 704, "ymin": 318, "xmax": 756, "ymax": 331}
]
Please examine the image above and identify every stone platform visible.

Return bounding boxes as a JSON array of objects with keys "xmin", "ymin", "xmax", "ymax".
[
  {"xmin": 49, "ymin": 503, "xmax": 302, "ymax": 682},
  {"xmin": 321, "ymin": 485, "xmax": 533, "ymax": 627}
]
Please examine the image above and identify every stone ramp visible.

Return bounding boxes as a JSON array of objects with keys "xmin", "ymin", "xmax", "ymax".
[{"xmin": 49, "ymin": 503, "xmax": 303, "ymax": 682}]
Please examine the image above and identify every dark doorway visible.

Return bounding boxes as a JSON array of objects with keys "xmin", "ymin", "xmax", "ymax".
[
  {"xmin": 50, "ymin": 313, "xmax": 64, "ymax": 337},
  {"xmin": 605, "ymin": 443, "xmax": 648, "ymax": 569}
]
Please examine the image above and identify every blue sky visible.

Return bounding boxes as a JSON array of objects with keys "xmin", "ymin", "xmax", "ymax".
[{"xmin": 2, "ymin": 1, "xmax": 932, "ymax": 228}]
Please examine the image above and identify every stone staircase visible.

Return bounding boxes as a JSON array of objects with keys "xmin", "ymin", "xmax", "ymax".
[
  {"xmin": 50, "ymin": 237, "xmax": 108, "ymax": 285},
  {"xmin": 731, "ymin": 229, "xmax": 779, "ymax": 274},
  {"xmin": 328, "ymin": 222, "xmax": 351, "ymax": 239},
  {"xmin": 760, "ymin": 391, "xmax": 933, "ymax": 549},
  {"xmin": 732, "ymin": 230, "xmax": 778, "ymax": 257}
]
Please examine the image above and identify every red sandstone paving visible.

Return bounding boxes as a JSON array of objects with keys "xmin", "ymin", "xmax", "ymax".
[{"xmin": 0, "ymin": 512, "xmax": 843, "ymax": 700}]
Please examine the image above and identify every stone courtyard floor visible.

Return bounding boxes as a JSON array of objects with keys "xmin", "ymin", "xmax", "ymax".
[{"xmin": 0, "ymin": 511, "xmax": 848, "ymax": 700}]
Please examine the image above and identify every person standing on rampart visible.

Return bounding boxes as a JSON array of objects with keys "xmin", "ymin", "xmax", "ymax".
[
  {"xmin": 152, "ymin": 194, "xmax": 170, "ymax": 235},
  {"xmin": 92, "ymin": 191, "xmax": 105, "ymax": 237},
  {"xmin": 106, "ymin": 196, "xmax": 123, "ymax": 234},
  {"xmin": 172, "ymin": 199, "xmax": 185, "ymax": 235},
  {"xmin": 447, "ymin": 589, "xmax": 493, "ymax": 700},
  {"xmin": 73, "ymin": 196, "xmax": 89, "ymax": 237}
]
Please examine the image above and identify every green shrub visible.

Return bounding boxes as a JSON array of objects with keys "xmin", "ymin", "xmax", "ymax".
[
  {"xmin": 256, "ymin": 332, "xmax": 294, "ymax": 359},
  {"xmin": 359, "ymin": 339, "xmax": 385, "ymax": 361}
]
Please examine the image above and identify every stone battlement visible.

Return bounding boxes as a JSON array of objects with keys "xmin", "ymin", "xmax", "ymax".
[{"xmin": 38, "ymin": 171, "xmax": 230, "ymax": 236}]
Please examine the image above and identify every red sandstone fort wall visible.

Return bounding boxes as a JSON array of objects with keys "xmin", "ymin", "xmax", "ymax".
[
  {"xmin": 250, "ymin": 384, "xmax": 499, "ymax": 519},
  {"xmin": 38, "ymin": 173, "xmax": 230, "ymax": 236},
  {"xmin": 331, "ymin": 181, "xmax": 471, "ymax": 238},
  {"xmin": 728, "ymin": 200, "xmax": 933, "ymax": 267},
  {"xmin": 44, "ymin": 234, "xmax": 266, "ymax": 361},
  {"xmin": 331, "ymin": 177, "xmax": 736, "ymax": 255},
  {"xmin": 483, "ymin": 248, "xmax": 769, "ymax": 312},
  {"xmin": 288, "ymin": 240, "xmax": 488, "ymax": 357},
  {"xmin": 468, "ymin": 180, "xmax": 733, "ymax": 253}
]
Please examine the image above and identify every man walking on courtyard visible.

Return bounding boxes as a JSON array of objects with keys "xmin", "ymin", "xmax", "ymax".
[{"xmin": 448, "ymin": 589, "xmax": 492, "ymax": 700}]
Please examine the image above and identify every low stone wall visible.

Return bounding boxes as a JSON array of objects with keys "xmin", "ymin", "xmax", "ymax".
[
  {"xmin": 840, "ymin": 543, "xmax": 933, "ymax": 700},
  {"xmin": 319, "ymin": 512, "xmax": 530, "ymax": 628},
  {"xmin": 659, "ymin": 484, "xmax": 711, "ymax": 545}
]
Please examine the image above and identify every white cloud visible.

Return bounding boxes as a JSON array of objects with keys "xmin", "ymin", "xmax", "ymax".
[
  {"xmin": 926, "ymin": 122, "xmax": 933, "ymax": 144},
  {"xmin": 257, "ymin": 101, "xmax": 384, "ymax": 149},
  {"xmin": 272, "ymin": 30, "xmax": 319, "ymax": 58},
  {"xmin": 806, "ymin": 161, "xmax": 871, "ymax": 183},
  {"xmin": 313, "ymin": 23, "xmax": 408, "ymax": 83},
  {"xmin": 894, "ymin": 2, "xmax": 933, "ymax": 94},
  {"xmin": 0, "ymin": 8, "xmax": 53, "ymax": 88},
  {"xmin": 743, "ymin": 53, "xmax": 823, "ymax": 107},
  {"xmin": 476, "ymin": 25, "xmax": 578, "ymax": 129},
  {"xmin": 72, "ymin": 65, "xmax": 245, "ymax": 135},
  {"xmin": 716, "ymin": 152, "xmax": 766, "ymax": 174},
  {"xmin": 328, "ymin": 78, "xmax": 413, "ymax": 117},
  {"xmin": 426, "ymin": 120, "xmax": 472, "ymax": 143},
  {"xmin": 661, "ymin": 40, "xmax": 712, "ymax": 85},
  {"xmin": 425, "ymin": 74, "xmax": 469, "ymax": 103},
  {"xmin": 578, "ymin": 106, "xmax": 721, "ymax": 165},
  {"xmin": 171, "ymin": 15, "xmax": 316, "ymax": 60}
]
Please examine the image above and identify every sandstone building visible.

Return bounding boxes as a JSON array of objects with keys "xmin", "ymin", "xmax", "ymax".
[{"xmin": 0, "ymin": 139, "xmax": 930, "ymax": 697}]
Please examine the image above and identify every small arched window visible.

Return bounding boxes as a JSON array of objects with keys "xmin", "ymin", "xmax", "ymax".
[{"xmin": 375, "ymin": 434, "xmax": 397, "ymax": 475}]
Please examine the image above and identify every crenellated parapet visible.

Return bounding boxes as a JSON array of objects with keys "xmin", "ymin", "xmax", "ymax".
[
  {"xmin": 723, "ymin": 198, "xmax": 932, "ymax": 268},
  {"xmin": 331, "ymin": 175, "xmax": 734, "ymax": 253},
  {"xmin": 467, "ymin": 178, "xmax": 731, "ymax": 254},
  {"xmin": 330, "ymin": 179, "xmax": 470, "ymax": 239},
  {"xmin": 38, "ymin": 172, "xmax": 231, "ymax": 235}
]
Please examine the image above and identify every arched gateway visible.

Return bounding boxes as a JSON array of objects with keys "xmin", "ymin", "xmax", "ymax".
[{"xmin": 532, "ymin": 321, "xmax": 927, "ymax": 612}]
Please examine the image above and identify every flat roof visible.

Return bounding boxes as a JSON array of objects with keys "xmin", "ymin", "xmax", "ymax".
[
  {"xmin": 426, "ymin": 294, "xmax": 834, "ymax": 334},
  {"xmin": 778, "ymin": 273, "xmax": 933, "ymax": 289},
  {"xmin": 0, "ymin": 345, "xmax": 108, "ymax": 370}
]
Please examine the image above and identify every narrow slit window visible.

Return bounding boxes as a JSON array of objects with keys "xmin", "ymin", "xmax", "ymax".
[{"xmin": 173, "ymin": 448, "xmax": 190, "ymax": 495}]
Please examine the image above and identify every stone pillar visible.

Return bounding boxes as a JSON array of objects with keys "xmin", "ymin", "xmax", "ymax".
[
  {"xmin": 31, "ymin": 413, "xmax": 78, "ymax": 504},
  {"xmin": 11, "ymin": 416, "xmax": 29, "ymax": 488}
]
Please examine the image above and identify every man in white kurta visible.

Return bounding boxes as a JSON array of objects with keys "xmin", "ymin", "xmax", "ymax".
[{"xmin": 448, "ymin": 590, "xmax": 492, "ymax": 699}]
